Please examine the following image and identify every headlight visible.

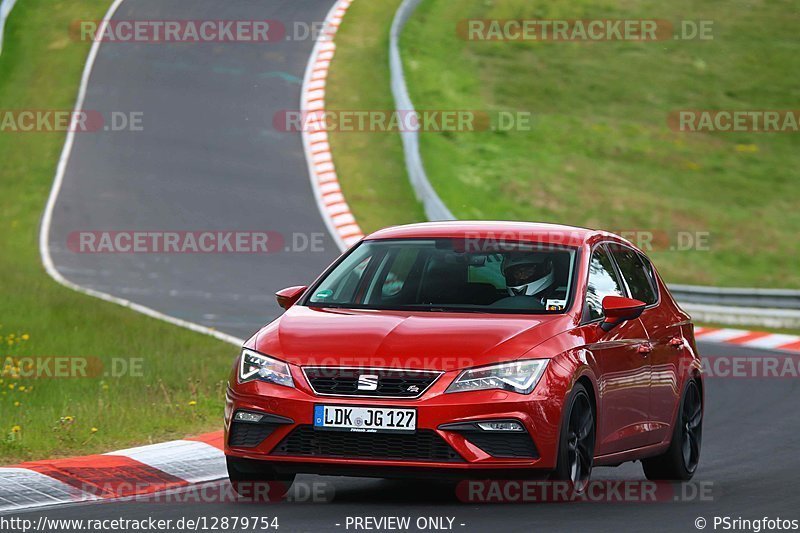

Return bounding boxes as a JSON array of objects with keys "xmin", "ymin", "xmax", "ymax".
[
  {"xmin": 238, "ymin": 349, "xmax": 295, "ymax": 388},
  {"xmin": 445, "ymin": 359, "xmax": 549, "ymax": 395}
]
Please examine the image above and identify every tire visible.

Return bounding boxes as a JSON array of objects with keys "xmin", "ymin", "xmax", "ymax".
[
  {"xmin": 226, "ymin": 456, "xmax": 296, "ymax": 501},
  {"xmin": 551, "ymin": 382, "xmax": 595, "ymax": 494},
  {"xmin": 642, "ymin": 379, "xmax": 702, "ymax": 481}
]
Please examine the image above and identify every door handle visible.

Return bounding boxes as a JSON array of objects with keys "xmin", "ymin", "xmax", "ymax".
[
  {"xmin": 637, "ymin": 343, "xmax": 653, "ymax": 355},
  {"xmin": 668, "ymin": 336, "xmax": 684, "ymax": 348}
]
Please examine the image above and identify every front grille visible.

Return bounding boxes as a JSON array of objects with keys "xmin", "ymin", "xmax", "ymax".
[
  {"xmin": 228, "ymin": 422, "xmax": 276, "ymax": 448},
  {"xmin": 462, "ymin": 432, "xmax": 539, "ymax": 459},
  {"xmin": 302, "ymin": 367, "xmax": 442, "ymax": 398},
  {"xmin": 271, "ymin": 425, "xmax": 463, "ymax": 462}
]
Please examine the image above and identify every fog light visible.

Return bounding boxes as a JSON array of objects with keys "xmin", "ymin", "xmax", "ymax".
[
  {"xmin": 234, "ymin": 411, "xmax": 263, "ymax": 423},
  {"xmin": 477, "ymin": 420, "xmax": 524, "ymax": 432}
]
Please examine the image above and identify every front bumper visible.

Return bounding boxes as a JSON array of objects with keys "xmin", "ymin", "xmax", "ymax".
[{"xmin": 224, "ymin": 370, "xmax": 564, "ymax": 473}]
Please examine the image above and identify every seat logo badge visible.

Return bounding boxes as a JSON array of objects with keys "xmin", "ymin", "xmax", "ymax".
[
  {"xmin": 407, "ymin": 385, "xmax": 420, "ymax": 393},
  {"xmin": 357, "ymin": 374, "xmax": 379, "ymax": 391}
]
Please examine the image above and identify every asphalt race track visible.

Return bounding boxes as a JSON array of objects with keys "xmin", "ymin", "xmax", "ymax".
[
  {"xmin": 11, "ymin": 342, "xmax": 800, "ymax": 532},
  {"xmin": 46, "ymin": 0, "xmax": 339, "ymax": 340},
  {"xmin": 23, "ymin": 0, "xmax": 800, "ymax": 531}
]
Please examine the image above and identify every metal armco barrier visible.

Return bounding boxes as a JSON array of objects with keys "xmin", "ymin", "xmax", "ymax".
[{"xmin": 0, "ymin": 0, "xmax": 19, "ymax": 56}]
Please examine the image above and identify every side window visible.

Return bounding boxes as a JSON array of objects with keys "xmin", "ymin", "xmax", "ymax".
[
  {"xmin": 585, "ymin": 245, "xmax": 625, "ymax": 321},
  {"xmin": 608, "ymin": 244, "xmax": 658, "ymax": 305}
]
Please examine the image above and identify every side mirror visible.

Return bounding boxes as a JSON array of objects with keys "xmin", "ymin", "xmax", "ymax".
[
  {"xmin": 599, "ymin": 295, "xmax": 646, "ymax": 332},
  {"xmin": 276, "ymin": 286, "xmax": 307, "ymax": 310}
]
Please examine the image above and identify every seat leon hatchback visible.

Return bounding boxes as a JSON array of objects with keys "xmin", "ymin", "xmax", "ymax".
[{"xmin": 225, "ymin": 222, "xmax": 703, "ymax": 495}]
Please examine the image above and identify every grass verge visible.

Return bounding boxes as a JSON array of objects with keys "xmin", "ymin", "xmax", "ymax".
[
  {"xmin": 330, "ymin": 0, "xmax": 799, "ymax": 289},
  {"xmin": 0, "ymin": 0, "xmax": 235, "ymax": 464},
  {"xmin": 398, "ymin": 0, "xmax": 800, "ymax": 289},
  {"xmin": 326, "ymin": 0, "xmax": 425, "ymax": 233}
]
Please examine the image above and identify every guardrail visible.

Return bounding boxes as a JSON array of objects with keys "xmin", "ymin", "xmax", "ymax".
[
  {"xmin": 387, "ymin": 0, "xmax": 799, "ymax": 326},
  {"xmin": 0, "ymin": 0, "xmax": 19, "ymax": 56},
  {"xmin": 681, "ymin": 304, "xmax": 800, "ymax": 330},
  {"xmin": 671, "ymin": 285, "xmax": 800, "ymax": 309},
  {"xmin": 389, "ymin": 0, "xmax": 455, "ymax": 222}
]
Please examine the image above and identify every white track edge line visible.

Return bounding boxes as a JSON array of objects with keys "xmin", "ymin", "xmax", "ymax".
[{"xmin": 37, "ymin": 0, "xmax": 243, "ymax": 347}]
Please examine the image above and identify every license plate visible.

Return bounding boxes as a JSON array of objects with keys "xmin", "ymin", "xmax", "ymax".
[{"xmin": 313, "ymin": 405, "xmax": 416, "ymax": 433}]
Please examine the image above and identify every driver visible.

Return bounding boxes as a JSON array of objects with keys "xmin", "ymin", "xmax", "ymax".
[{"xmin": 502, "ymin": 253, "xmax": 555, "ymax": 298}]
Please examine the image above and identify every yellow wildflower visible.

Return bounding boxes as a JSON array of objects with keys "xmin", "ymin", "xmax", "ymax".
[
  {"xmin": 91, "ymin": 427, "xmax": 98, "ymax": 433},
  {"xmin": 11, "ymin": 425, "xmax": 21, "ymax": 433},
  {"xmin": 188, "ymin": 400, "xmax": 197, "ymax": 406},
  {"xmin": 735, "ymin": 144, "xmax": 758, "ymax": 153}
]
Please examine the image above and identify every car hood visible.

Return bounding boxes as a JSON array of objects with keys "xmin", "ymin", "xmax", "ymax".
[{"xmin": 252, "ymin": 305, "xmax": 572, "ymax": 371}]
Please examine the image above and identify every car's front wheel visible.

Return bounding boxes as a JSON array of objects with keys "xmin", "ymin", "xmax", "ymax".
[
  {"xmin": 642, "ymin": 379, "xmax": 702, "ymax": 480},
  {"xmin": 226, "ymin": 456, "xmax": 296, "ymax": 501},
  {"xmin": 552, "ymin": 382, "xmax": 595, "ymax": 494}
]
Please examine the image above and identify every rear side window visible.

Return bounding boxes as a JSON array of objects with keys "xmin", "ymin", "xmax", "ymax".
[
  {"xmin": 638, "ymin": 253, "xmax": 659, "ymax": 294},
  {"xmin": 608, "ymin": 244, "xmax": 658, "ymax": 305},
  {"xmin": 585, "ymin": 245, "xmax": 625, "ymax": 321}
]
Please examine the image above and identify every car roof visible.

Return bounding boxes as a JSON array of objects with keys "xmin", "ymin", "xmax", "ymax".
[{"xmin": 364, "ymin": 221, "xmax": 613, "ymax": 247}]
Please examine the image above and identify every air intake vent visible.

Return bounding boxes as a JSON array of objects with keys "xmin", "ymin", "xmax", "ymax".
[{"xmin": 271, "ymin": 425, "xmax": 463, "ymax": 462}]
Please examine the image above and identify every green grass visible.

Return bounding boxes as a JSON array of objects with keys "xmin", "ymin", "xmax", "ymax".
[
  {"xmin": 0, "ymin": 0, "xmax": 236, "ymax": 464},
  {"xmin": 399, "ymin": 0, "xmax": 800, "ymax": 288},
  {"xmin": 329, "ymin": 0, "xmax": 799, "ymax": 288},
  {"xmin": 326, "ymin": 0, "xmax": 425, "ymax": 233}
]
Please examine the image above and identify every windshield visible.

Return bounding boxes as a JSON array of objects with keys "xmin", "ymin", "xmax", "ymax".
[{"xmin": 304, "ymin": 238, "xmax": 577, "ymax": 313}]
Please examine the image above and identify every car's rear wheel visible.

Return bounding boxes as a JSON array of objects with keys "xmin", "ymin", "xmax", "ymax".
[
  {"xmin": 552, "ymin": 382, "xmax": 595, "ymax": 494},
  {"xmin": 226, "ymin": 456, "xmax": 296, "ymax": 501},
  {"xmin": 642, "ymin": 379, "xmax": 702, "ymax": 481}
]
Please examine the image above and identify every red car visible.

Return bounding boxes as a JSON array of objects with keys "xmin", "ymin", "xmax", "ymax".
[{"xmin": 225, "ymin": 222, "xmax": 703, "ymax": 494}]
